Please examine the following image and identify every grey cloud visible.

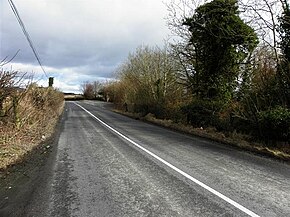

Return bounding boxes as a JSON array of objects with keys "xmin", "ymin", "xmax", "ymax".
[{"xmin": 1, "ymin": 0, "xmax": 170, "ymax": 92}]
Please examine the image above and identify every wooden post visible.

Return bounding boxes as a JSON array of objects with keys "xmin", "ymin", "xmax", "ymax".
[
  {"xmin": 12, "ymin": 95, "xmax": 20, "ymax": 128},
  {"xmin": 49, "ymin": 77, "xmax": 54, "ymax": 87}
]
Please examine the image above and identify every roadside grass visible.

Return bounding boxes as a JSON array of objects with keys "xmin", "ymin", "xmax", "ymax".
[
  {"xmin": 0, "ymin": 85, "xmax": 64, "ymax": 171},
  {"xmin": 114, "ymin": 110, "xmax": 290, "ymax": 161}
]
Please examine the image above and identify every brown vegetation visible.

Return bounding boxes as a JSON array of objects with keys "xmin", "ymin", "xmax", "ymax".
[
  {"xmin": 115, "ymin": 110, "xmax": 290, "ymax": 160},
  {"xmin": 81, "ymin": 81, "xmax": 104, "ymax": 100},
  {"xmin": 101, "ymin": 0, "xmax": 289, "ymax": 157},
  {"xmin": 0, "ymin": 81, "xmax": 64, "ymax": 170}
]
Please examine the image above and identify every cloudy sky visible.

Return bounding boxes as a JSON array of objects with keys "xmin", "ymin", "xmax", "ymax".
[{"xmin": 0, "ymin": 0, "xmax": 171, "ymax": 93}]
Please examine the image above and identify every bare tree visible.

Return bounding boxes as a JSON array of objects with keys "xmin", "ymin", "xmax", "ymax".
[
  {"xmin": 0, "ymin": 49, "xmax": 20, "ymax": 67},
  {"xmin": 114, "ymin": 45, "xmax": 184, "ymax": 116},
  {"xmin": 166, "ymin": 1, "xmax": 205, "ymax": 89},
  {"xmin": 93, "ymin": 81, "xmax": 103, "ymax": 99},
  {"xmin": 81, "ymin": 81, "xmax": 94, "ymax": 99},
  {"xmin": 239, "ymin": 0, "xmax": 284, "ymax": 63},
  {"xmin": 81, "ymin": 81, "xmax": 104, "ymax": 100}
]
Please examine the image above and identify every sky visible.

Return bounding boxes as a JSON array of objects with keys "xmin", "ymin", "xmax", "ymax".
[{"xmin": 0, "ymin": 0, "xmax": 171, "ymax": 93}]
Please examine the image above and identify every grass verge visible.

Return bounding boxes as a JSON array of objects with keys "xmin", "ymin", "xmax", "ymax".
[
  {"xmin": 0, "ymin": 85, "xmax": 64, "ymax": 171},
  {"xmin": 114, "ymin": 110, "xmax": 290, "ymax": 161}
]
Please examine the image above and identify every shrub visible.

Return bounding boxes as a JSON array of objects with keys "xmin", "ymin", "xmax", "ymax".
[
  {"xmin": 258, "ymin": 107, "xmax": 290, "ymax": 143},
  {"xmin": 0, "ymin": 82, "xmax": 64, "ymax": 170},
  {"xmin": 181, "ymin": 99, "xmax": 224, "ymax": 128}
]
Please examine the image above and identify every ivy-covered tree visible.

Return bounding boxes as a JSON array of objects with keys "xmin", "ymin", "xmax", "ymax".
[
  {"xmin": 280, "ymin": 0, "xmax": 290, "ymax": 61},
  {"xmin": 183, "ymin": 0, "xmax": 258, "ymax": 101},
  {"xmin": 278, "ymin": 0, "xmax": 290, "ymax": 107}
]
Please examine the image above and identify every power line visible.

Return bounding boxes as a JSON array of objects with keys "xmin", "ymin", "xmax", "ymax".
[{"xmin": 8, "ymin": 0, "xmax": 48, "ymax": 79}]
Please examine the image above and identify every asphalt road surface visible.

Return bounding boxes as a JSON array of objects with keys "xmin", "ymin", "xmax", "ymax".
[{"xmin": 17, "ymin": 101, "xmax": 290, "ymax": 216}]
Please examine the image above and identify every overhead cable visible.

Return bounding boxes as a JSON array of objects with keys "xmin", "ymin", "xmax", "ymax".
[{"xmin": 8, "ymin": 0, "xmax": 48, "ymax": 78}]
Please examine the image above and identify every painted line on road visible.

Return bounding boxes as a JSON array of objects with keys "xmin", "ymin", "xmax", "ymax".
[{"xmin": 75, "ymin": 102, "xmax": 260, "ymax": 217}]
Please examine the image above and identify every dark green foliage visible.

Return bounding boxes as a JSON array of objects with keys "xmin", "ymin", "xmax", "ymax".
[
  {"xmin": 181, "ymin": 99, "xmax": 224, "ymax": 127},
  {"xmin": 103, "ymin": 0, "xmax": 289, "ymax": 150},
  {"xmin": 278, "ymin": 1, "xmax": 290, "ymax": 107},
  {"xmin": 133, "ymin": 102, "xmax": 167, "ymax": 119},
  {"xmin": 183, "ymin": 0, "xmax": 258, "ymax": 101},
  {"xmin": 279, "ymin": 1, "xmax": 290, "ymax": 63},
  {"xmin": 258, "ymin": 107, "xmax": 290, "ymax": 143}
]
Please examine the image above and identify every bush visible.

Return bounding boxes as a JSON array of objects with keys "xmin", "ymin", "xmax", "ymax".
[
  {"xmin": 0, "ymin": 82, "xmax": 64, "ymax": 170},
  {"xmin": 258, "ymin": 107, "xmax": 290, "ymax": 143},
  {"xmin": 181, "ymin": 99, "xmax": 224, "ymax": 128}
]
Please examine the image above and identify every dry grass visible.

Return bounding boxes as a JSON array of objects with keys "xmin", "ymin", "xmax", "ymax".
[
  {"xmin": 115, "ymin": 110, "xmax": 290, "ymax": 161},
  {"xmin": 0, "ymin": 85, "xmax": 64, "ymax": 170}
]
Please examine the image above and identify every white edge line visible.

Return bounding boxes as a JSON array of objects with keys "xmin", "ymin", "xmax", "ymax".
[{"xmin": 74, "ymin": 102, "xmax": 260, "ymax": 217}]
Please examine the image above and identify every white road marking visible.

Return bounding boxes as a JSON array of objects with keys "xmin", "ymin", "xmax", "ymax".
[{"xmin": 75, "ymin": 102, "xmax": 260, "ymax": 217}]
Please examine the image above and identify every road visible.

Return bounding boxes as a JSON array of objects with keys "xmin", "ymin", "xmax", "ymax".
[{"xmin": 17, "ymin": 101, "xmax": 290, "ymax": 216}]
